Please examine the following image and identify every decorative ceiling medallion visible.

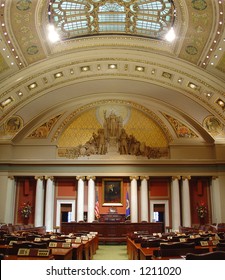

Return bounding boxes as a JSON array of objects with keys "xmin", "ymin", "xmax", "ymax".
[
  {"xmin": 203, "ymin": 116, "xmax": 224, "ymax": 136},
  {"xmin": 27, "ymin": 45, "xmax": 39, "ymax": 55},
  {"xmin": 16, "ymin": 0, "xmax": 32, "ymax": 11},
  {"xmin": 4, "ymin": 116, "xmax": 23, "ymax": 134},
  {"xmin": 191, "ymin": 0, "xmax": 207, "ymax": 11},
  {"xmin": 185, "ymin": 46, "xmax": 198, "ymax": 55},
  {"xmin": 162, "ymin": 71, "xmax": 172, "ymax": 79}
]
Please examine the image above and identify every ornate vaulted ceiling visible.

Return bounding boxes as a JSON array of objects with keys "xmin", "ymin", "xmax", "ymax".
[{"xmin": 0, "ymin": 0, "xmax": 225, "ymax": 164}]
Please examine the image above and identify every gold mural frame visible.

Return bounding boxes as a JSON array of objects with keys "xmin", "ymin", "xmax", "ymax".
[{"xmin": 102, "ymin": 178, "xmax": 123, "ymax": 206}]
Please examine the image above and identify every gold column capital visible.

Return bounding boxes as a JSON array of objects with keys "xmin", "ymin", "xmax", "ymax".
[
  {"xmin": 76, "ymin": 176, "xmax": 86, "ymax": 181},
  {"xmin": 140, "ymin": 176, "xmax": 149, "ymax": 181},
  {"xmin": 130, "ymin": 176, "xmax": 139, "ymax": 181},
  {"xmin": 45, "ymin": 176, "xmax": 54, "ymax": 181},
  {"xmin": 182, "ymin": 176, "xmax": 191, "ymax": 180},
  {"xmin": 212, "ymin": 176, "xmax": 218, "ymax": 180},
  {"xmin": 8, "ymin": 176, "xmax": 15, "ymax": 180},
  {"xmin": 86, "ymin": 176, "xmax": 96, "ymax": 181},
  {"xmin": 172, "ymin": 176, "xmax": 181, "ymax": 181},
  {"xmin": 34, "ymin": 176, "xmax": 44, "ymax": 180}
]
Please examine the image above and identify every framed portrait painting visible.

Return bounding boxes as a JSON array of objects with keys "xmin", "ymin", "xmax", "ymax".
[{"xmin": 102, "ymin": 178, "xmax": 123, "ymax": 206}]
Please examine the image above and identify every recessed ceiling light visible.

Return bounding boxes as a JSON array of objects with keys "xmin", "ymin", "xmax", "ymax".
[
  {"xmin": 108, "ymin": 64, "xmax": 117, "ymax": 69},
  {"xmin": 81, "ymin": 66, "xmax": 90, "ymax": 72},
  {"xmin": 135, "ymin": 66, "xmax": 145, "ymax": 72},
  {"xmin": 0, "ymin": 97, "xmax": 13, "ymax": 109},
  {"xmin": 28, "ymin": 82, "xmax": 38, "ymax": 90},
  {"xmin": 54, "ymin": 72, "xmax": 63, "ymax": 78}
]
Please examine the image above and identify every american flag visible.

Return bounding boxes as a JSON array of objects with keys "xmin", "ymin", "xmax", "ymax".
[
  {"xmin": 95, "ymin": 188, "xmax": 100, "ymax": 219},
  {"xmin": 95, "ymin": 200, "xmax": 100, "ymax": 219}
]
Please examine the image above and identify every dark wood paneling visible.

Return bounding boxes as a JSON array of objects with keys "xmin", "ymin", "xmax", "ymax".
[{"xmin": 61, "ymin": 222, "xmax": 163, "ymax": 243}]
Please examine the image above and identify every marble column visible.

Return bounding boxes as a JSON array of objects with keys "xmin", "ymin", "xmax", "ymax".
[
  {"xmin": 130, "ymin": 176, "xmax": 139, "ymax": 223},
  {"xmin": 181, "ymin": 176, "xmax": 191, "ymax": 227},
  {"xmin": 171, "ymin": 176, "xmax": 181, "ymax": 231},
  {"xmin": 5, "ymin": 176, "xmax": 16, "ymax": 224},
  {"xmin": 76, "ymin": 176, "xmax": 85, "ymax": 222},
  {"xmin": 44, "ymin": 176, "xmax": 55, "ymax": 232},
  {"xmin": 87, "ymin": 176, "xmax": 96, "ymax": 223},
  {"xmin": 34, "ymin": 176, "xmax": 45, "ymax": 227},
  {"xmin": 140, "ymin": 176, "xmax": 149, "ymax": 222},
  {"xmin": 210, "ymin": 176, "xmax": 222, "ymax": 223}
]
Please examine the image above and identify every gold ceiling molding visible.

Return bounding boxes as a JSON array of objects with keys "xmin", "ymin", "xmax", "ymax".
[
  {"xmin": 0, "ymin": 56, "xmax": 224, "ymax": 125},
  {"xmin": 52, "ymin": 100, "xmax": 173, "ymax": 143}
]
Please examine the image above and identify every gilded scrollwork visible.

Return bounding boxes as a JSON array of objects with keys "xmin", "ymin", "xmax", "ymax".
[{"xmin": 27, "ymin": 115, "xmax": 61, "ymax": 138}]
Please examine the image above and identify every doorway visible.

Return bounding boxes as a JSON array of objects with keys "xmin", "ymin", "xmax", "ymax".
[
  {"xmin": 150, "ymin": 200, "xmax": 169, "ymax": 231},
  {"xmin": 56, "ymin": 199, "xmax": 76, "ymax": 228},
  {"xmin": 61, "ymin": 203, "xmax": 72, "ymax": 223},
  {"xmin": 154, "ymin": 204, "xmax": 165, "ymax": 223}
]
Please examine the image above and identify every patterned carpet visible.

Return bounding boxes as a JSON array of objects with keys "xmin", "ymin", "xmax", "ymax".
[{"xmin": 92, "ymin": 245, "xmax": 128, "ymax": 260}]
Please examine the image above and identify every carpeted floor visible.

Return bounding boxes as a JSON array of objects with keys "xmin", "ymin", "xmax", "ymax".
[{"xmin": 92, "ymin": 245, "xmax": 128, "ymax": 260}]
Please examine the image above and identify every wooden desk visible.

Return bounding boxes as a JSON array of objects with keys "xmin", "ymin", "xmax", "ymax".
[
  {"xmin": 51, "ymin": 248, "xmax": 73, "ymax": 260},
  {"xmin": 127, "ymin": 238, "xmax": 141, "ymax": 260},
  {"xmin": 139, "ymin": 247, "xmax": 159, "ymax": 260},
  {"xmin": 71, "ymin": 243, "xmax": 83, "ymax": 260},
  {"xmin": 4, "ymin": 254, "xmax": 54, "ymax": 260},
  {"xmin": 195, "ymin": 245, "xmax": 216, "ymax": 253},
  {"xmin": 62, "ymin": 222, "xmax": 163, "ymax": 244}
]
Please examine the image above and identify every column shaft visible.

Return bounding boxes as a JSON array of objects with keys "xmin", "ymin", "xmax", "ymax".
[
  {"xmin": 181, "ymin": 176, "xmax": 191, "ymax": 227},
  {"xmin": 87, "ymin": 176, "xmax": 96, "ymax": 222},
  {"xmin": 140, "ymin": 176, "xmax": 149, "ymax": 222},
  {"xmin": 130, "ymin": 176, "xmax": 138, "ymax": 223},
  {"xmin": 45, "ymin": 177, "xmax": 55, "ymax": 232},
  {"xmin": 34, "ymin": 177, "xmax": 44, "ymax": 227},
  {"xmin": 171, "ymin": 176, "xmax": 181, "ymax": 231},
  {"xmin": 76, "ymin": 176, "xmax": 85, "ymax": 222}
]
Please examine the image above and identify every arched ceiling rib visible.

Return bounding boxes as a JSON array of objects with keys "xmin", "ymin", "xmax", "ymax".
[{"xmin": 0, "ymin": 0, "xmax": 224, "ymax": 149}]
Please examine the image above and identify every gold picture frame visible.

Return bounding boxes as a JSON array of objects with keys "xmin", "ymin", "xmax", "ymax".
[{"xmin": 102, "ymin": 178, "xmax": 123, "ymax": 206}]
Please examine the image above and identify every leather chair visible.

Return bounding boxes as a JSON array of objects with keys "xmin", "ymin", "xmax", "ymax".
[
  {"xmin": 12, "ymin": 242, "xmax": 48, "ymax": 249},
  {"xmin": 186, "ymin": 250, "xmax": 225, "ymax": 260},
  {"xmin": 160, "ymin": 242, "xmax": 195, "ymax": 257}
]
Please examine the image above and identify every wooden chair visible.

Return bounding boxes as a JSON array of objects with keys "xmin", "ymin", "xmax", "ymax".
[{"xmin": 186, "ymin": 251, "xmax": 225, "ymax": 260}]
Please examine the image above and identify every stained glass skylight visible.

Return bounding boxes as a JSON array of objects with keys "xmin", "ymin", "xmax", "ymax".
[{"xmin": 48, "ymin": 0, "xmax": 175, "ymax": 40}]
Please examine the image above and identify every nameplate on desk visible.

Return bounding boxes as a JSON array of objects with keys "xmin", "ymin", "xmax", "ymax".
[
  {"xmin": 179, "ymin": 238, "xmax": 187, "ymax": 242},
  {"xmin": 18, "ymin": 248, "xmax": 30, "ymax": 256},
  {"xmin": 62, "ymin": 242, "xmax": 71, "ymax": 248},
  {"xmin": 65, "ymin": 239, "xmax": 72, "ymax": 243},
  {"xmin": 50, "ymin": 235, "xmax": 57, "ymax": 239},
  {"xmin": 200, "ymin": 241, "xmax": 209, "ymax": 246},
  {"xmin": 37, "ymin": 249, "xmax": 50, "ymax": 257},
  {"xmin": 49, "ymin": 242, "xmax": 57, "ymax": 247},
  {"xmin": 75, "ymin": 239, "xmax": 82, "ymax": 244},
  {"xmin": 9, "ymin": 240, "xmax": 17, "ymax": 246},
  {"xmin": 34, "ymin": 237, "xmax": 41, "ymax": 242},
  {"xmin": 82, "ymin": 236, "xmax": 88, "ymax": 241},
  {"xmin": 212, "ymin": 240, "xmax": 219, "ymax": 246}
]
